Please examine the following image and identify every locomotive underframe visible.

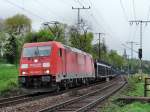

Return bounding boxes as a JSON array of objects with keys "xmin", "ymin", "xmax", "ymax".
[{"xmin": 19, "ymin": 74, "xmax": 96, "ymax": 89}]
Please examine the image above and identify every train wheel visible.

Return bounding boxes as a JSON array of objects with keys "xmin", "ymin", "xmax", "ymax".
[
  {"xmin": 64, "ymin": 83, "xmax": 69, "ymax": 90},
  {"xmin": 56, "ymin": 84, "xmax": 60, "ymax": 93},
  {"xmin": 85, "ymin": 79, "xmax": 89, "ymax": 86}
]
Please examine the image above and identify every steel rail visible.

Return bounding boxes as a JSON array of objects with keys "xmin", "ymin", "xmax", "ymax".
[
  {"xmin": 38, "ymin": 82, "xmax": 117, "ymax": 112},
  {"xmin": 75, "ymin": 82, "xmax": 126, "ymax": 112}
]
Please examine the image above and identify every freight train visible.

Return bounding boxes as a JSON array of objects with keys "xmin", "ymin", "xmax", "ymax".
[{"xmin": 19, "ymin": 41, "xmax": 117, "ymax": 91}]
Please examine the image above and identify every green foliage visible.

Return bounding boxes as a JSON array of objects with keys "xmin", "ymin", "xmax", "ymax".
[
  {"xmin": 124, "ymin": 58, "xmax": 150, "ymax": 74},
  {"xmin": 125, "ymin": 77, "xmax": 144, "ymax": 96},
  {"xmin": 92, "ymin": 42, "xmax": 108, "ymax": 59},
  {"xmin": 108, "ymin": 50, "xmax": 125, "ymax": 68},
  {"xmin": 25, "ymin": 24, "xmax": 67, "ymax": 43},
  {"xmin": 0, "ymin": 19, "xmax": 5, "ymax": 31},
  {"xmin": 102, "ymin": 74, "xmax": 149, "ymax": 112},
  {"xmin": 4, "ymin": 34, "xmax": 18, "ymax": 64},
  {"xmin": 24, "ymin": 30, "xmax": 54, "ymax": 43},
  {"xmin": 5, "ymin": 14, "xmax": 31, "ymax": 34},
  {"xmin": 3, "ymin": 14, "xmax": 31, "ymax": 64},
  {"xmin": 0, "ymin": 64, "xmax": 18, "ymax": 94},
  {"xmin": 69, "ymin": 30, "xmax": 93, "ymax": 53},
  {"xmin": 102, "ymin": 102, "xmax": 150, "ymax": 112},
  {"xmin": 0, "ymin": 32, "xmax": 7, "ymax": 58}
]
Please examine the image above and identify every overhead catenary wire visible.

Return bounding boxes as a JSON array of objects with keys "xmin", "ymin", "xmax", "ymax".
[
  {"xmin": 74, "ymin": 0, "xmax": 84, "ymax": 6},
  {"xmin": 132, "ymin": 26, "xmax": 138, "ymax": 41},
  {"xmin": 85, "ymin": 2, "xmax": 125, "ymax": 51},
  {"xmin": 34, "ymin": 0, "xmax": 72, "ymax": 23},
  {"xmin": 88, "ymin": 0, "xmax": 92, "ymax": 6},
  {"xmin": 119, "ymin": 0, "xmax": 129, "ymax": 21},
  {"xmin": 132, "ymin": 0, "xmax": 136, "ymax": 20},
  {"xmin": 74, "ymin": 0, "xmax": 130, "ymax": 53},
  {"xmin": 147, "ymin": 6, "xmax": 150, "ymax": 21},
  {"xmin": 4, "ymin": 0, "xmax": 46, "ymax": 21}
]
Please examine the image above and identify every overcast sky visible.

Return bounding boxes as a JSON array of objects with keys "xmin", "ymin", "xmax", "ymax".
[{"xmin": 1, "ymin": 0, "xmax": 150, "ymax": 60}]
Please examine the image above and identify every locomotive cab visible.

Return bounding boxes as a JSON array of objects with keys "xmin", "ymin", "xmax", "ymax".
[{"xmin": 19, "ymin": 41, "xmax": 63, "ymax": 88}]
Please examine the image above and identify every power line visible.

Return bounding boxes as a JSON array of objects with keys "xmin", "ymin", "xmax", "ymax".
[
  {"xmin": 95, "ymin": 33, "xmax": 105, "ymax": 60},
  {"xmin": 129, "ymin": 20, "xmax": 150, "ymax": 49},
  {"xmin": 88, "ymin": 0, "xmax": 92, "ymax": 6},
  {"xmin": 119, "ymin": 0, "xmax": 128, "ymax": 21},
  {"xmin": 74, "ymin": 0, "xmax": 84, "ymax": 6},
  {"xmin": 81, "ymin": 0, "xmax": 91, "ymax": 6},
  {"xmin": 90, "ymin": 13, "xmax": 106, "ymax": 32},
  {"xmin": 129, "ymin": 20, "xmax": 150, "ymax": 77},
  {"xmin": 122, "ymin": 43, "xmax": 138, "ymax": 54},
  {"xmin": 147, "ymin": 6, "xmax": 150, "ymax": 21},
  {"xmin": 89, "ymin": 7, "xmax": 123, "ymax": 49},
  {"xmin": 4, "ymin": 0, "xmax": 46, "ymax": 21},
  {"xmin": 132, "ymin": 0, "xmax": 136, "ymax": 20},
  {"xmin": 126, "ymin": 41, "xmax": 139, "ymax": 59},
  {"xmin": 72, "ymin": 6, "xmax": 90, "ymax": 31},
  {"xmin": 35, "ymin": 0, "xmax": 70, "ymax": 22}
]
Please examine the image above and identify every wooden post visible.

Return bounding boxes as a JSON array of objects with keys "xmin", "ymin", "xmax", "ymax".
[
  {"xmin": 144, "ymin": 78, "xmax": 150, "ymax": 97},
  {"xmin": 144, "ymin": 78, "xmax": 147, "ymax": 97}
]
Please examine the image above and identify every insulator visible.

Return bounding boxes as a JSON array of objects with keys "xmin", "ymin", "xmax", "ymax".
[
  {"xmin": 136, "ymin": 22, "xmax": 139, "ymax": 25},
  {"xmin": 130, "ymin": 22, "xmax": 133, "ymax": 25}
]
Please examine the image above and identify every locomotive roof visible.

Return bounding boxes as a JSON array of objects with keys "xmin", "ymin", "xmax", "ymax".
[
  {"xmin": 23, "ymin": 41, "xmax": 92, "ymax": 57},
  {"xmin": 63, "ymin": 45, "xmax": 92, "ymax": 57},
  {"xmin": 96, "ymin": 62, "xmax": 111, "ymax": 68},
  {"xmin": 23, "ymin": 41, "xmax": 63, "ymax": 48}
]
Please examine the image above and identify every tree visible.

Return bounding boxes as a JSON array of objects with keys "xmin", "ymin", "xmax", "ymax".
[
  {"xmin": 0, "ymin": 32, "xmax": 7, "ymax": 58},
  {"xmin": 69, "ymin": 25, "xmax": 93, "ymax": 53},
  {"xmin": 0, "ymin": 19, "xmax": 6, "ymax": 58},
  {"xmin": 92, "ymin": 40, "xmax": 108, "ymax": 60},
  {"xmin": 25, "ymin": 23, "xmax": 67, "ymax": 44},
  {"xmin": 25, "ymin": 29, "xmax": 54, "ymax": 43},
  {"xmin": 5, "ymin": 14, "xmax": 31, "ymax": 35},
  {"xmin": 4, "ymin": 34, "xmax": 18, "ymax": 64},
  {"xmin": 108, "ymin": 50, "xmax": 125, "ymax": 68},
  {"xmin": 0, "ymin": 19, "xmax": 5, "ymax": 31},
  {"xmin": 4, "ymin": 14, "xmax": 31, "ymax": 64}
]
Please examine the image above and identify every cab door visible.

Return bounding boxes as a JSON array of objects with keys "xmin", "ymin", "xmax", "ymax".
[{"xmin": 62, "ymin": 49, "xmax": 67, "ymax": 76}]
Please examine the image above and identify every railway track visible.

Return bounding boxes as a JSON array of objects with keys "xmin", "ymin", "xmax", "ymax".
[
  {"xmin": 0, "ymin": 92, "xmax": 50, "ymax": 107},
  {"xmin": 39, "ymin": 80, "xmax": 126, "ymax": 112},
  {"xmin": 0, "ymin": 76, "xmax": 124, "ymax": 112},
  {"xmin": 0, "ymin": 79, "xmax": 111, "ymax": 108}
]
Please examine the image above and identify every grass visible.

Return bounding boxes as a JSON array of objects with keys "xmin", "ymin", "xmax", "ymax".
[
  {"xmin": 124, "ymin": 75, "xmax": 144, "ymax": 96},
  {"xmin": 0, "ymin": 64, "xmax": 19, "ymax": 95},
  {"xmin": 102, "ymin": 102, "xmax": 150, "ymax": 112},
  {"xmin": 101, "ymin": 74, "xmax": 150, "ymax": 112}
]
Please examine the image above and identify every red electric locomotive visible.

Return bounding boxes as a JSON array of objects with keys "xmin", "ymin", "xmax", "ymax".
[{"xmin": 19, "ymin": 41, "xmax": 95, "ymax": 90}]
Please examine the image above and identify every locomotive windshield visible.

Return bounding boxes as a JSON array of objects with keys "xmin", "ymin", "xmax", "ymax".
[{"xmin": 22, "ymin": 46, "xmax": 51, "ymax": 57}]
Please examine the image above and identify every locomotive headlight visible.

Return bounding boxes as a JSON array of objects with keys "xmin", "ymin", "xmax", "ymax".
[
  {"xmin": 21, "ymin": 64, "xmax": 28, "ymax": 69},
  {"xmin": 43, "ymin": 62, "xmax": 50, "ymax": 67},
  {"xmin": 34, "ymin": 59, "xmax": 38, "ymax": 63},
  {"xmin": 45, "ymin": 70, "xmax": 50, "ymax": 74},
  {"xmin": 22, "ymin": 71, "xmax": 27, "ymax": 75}
]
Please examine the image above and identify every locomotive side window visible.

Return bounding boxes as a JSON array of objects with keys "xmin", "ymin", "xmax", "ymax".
[{"xmin": 58, "ymin": 48, "xmax": 62, "ymax": 57}]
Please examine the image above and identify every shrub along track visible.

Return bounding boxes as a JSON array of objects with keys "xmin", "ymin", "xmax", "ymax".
[{"xmin": 0, "ymin": 76, "xmax": 125, "ymax": 112}]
